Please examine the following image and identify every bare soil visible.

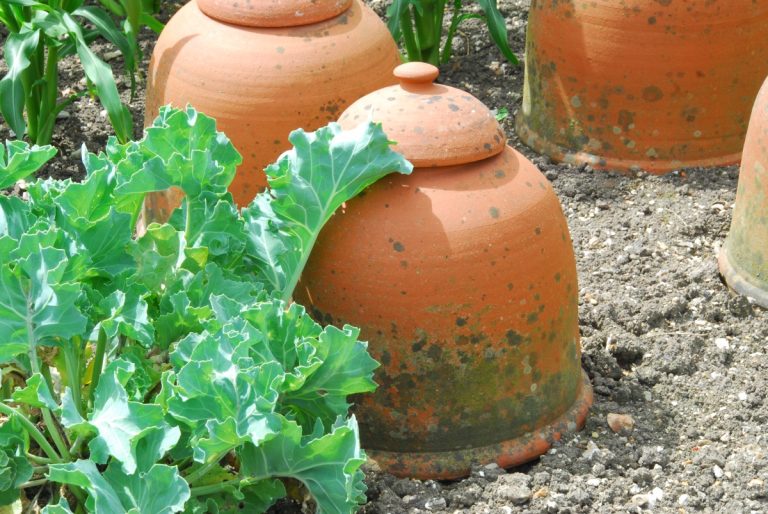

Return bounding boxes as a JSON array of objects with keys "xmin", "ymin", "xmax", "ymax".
[{"xmin": 2, "ymin": 0, "xmax": 767, "ymax": 512}]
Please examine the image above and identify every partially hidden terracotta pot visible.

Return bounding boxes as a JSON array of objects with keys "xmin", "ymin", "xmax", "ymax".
[
  {"xmin": 516, "ymin": 0, "xmax": 768, "ymax": 173},
  {"xmin": 295, "ymin": 62, "xmax": 593, "ymax": 480},
  {"xmin": 719, "ymin": 76, "xmax": 768, "ymax": 308},
  {"xmin": 144, "ymin": 0, "xmax": 400, "ymax": 209}
]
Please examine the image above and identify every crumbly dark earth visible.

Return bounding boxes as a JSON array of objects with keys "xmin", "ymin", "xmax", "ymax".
[{"xmin": 2, "ymin": 0, "xmax": 768, "ymax": 512}]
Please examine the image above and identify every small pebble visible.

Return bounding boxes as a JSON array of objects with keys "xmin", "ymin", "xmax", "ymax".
[
  {"xmin": 607, "ymin": 413, "xmax": 635, "ymax": 433},
  {"xmin": 424, "ymin": 498, "xmax": 447, "ymax": 511}
]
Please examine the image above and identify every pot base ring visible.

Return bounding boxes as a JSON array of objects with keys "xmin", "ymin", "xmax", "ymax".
[
  {"xmin": 515, "ymin": 117, "xmax": 741, "ymax": 175},
  {"xmin": 718, "ymin": 247, "xmax": 768, "ymax": 309},
  {"xmin": 365, "ymin": 369, "xmax": 594, "ymax": 480}
]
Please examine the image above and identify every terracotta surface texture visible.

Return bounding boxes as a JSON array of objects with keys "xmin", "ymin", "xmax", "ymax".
[
  {"xmin": 296, "ymin": 63, "xmax": 591, "ymax": 479},
  {"xmin": 197, "ymin": 0, "xmax": 351, "ymax": 27},
  {"xmin": 516, "ymin": 0, "xmax": 768, "ymax": 173},
  {"xmin": 144, "ymin": 0, "xmax": 400, "ymax": 207},
  {"xmin": 720, "ymin": 75, "xmax": 768, "ymax": 308}
]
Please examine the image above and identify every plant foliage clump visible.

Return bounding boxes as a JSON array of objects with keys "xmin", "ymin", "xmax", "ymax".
[
  {"xmin": 0, "ymin": 105, "xmax": 413, "ymax": 513},
  {"xmin": 387, "ymin": 0, "xmax": 518, "ymax": 66}
]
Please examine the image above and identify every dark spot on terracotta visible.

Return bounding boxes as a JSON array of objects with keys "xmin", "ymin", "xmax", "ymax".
[
  {"xmin": 642, "ymin": 85, "xmax": 664, "ymax": 102},
  {"xmin": 495, "ymin": 169, "xmax": 506, "ymax": 178},
  {"xmin": 506, "ymin": 330, "xmax": 523, "ymax": 346},
  {"xmin": 393, "ymin": 241, "xmax": 405, "ymax": 252},
  {"xmin": 535, "ymin": 227, "xmax": 542, "ymax": 235},
  {"xmin": 400, "ymin": 260, "xmax": 408, "ymax": 268},
  {"xmin": 448, "ymin": 104, "xmax": 460, "ymax": 111},
  {"xmin": 276, "ymin": 46, "xmax": 285, "ymax": 53},
  {"xmin": 489, "ymin": 207, "xmax": 500, "ymax": 219},
  {"xmin": 527, "ymin": 312, "xmax": 539, "ymax": 324},
  {"xmin": 648, "ymin": 16, "xmax": 657, "ymax": 24},
  {"xmin": 427, "ymin": 345, "xmax": 442, "ymax": 360},
  {"xmin": 554, "ymin": 272, "xmax": 561, "ymax": 282},
  {"xmin": 411, "ymin": 338, "xmax": 426, "ymax": 352},
  {"xmin": 380, "ymin": 351, "xmax": 391, "ymax": 365},
  {"xmin": 273, "ymin": 139, "xmax": 280, "ymax": 145},
  {"xmin": 456, "ymin": 317, "xmax": 467, "ymax": 327},
  {"xmin": 507, "ymin": 283, "xmax": 514, "ymax": 290}
]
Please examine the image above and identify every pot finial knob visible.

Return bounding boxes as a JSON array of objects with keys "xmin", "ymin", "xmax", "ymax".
[{"xmin": 394, "ymin": 62, "xmax": 439, "ymax": 87}]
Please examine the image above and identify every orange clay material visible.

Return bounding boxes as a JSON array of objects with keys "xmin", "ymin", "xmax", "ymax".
[{"xmin": 516, "ymin": 0, "xmax": 768, "ymax": 173}]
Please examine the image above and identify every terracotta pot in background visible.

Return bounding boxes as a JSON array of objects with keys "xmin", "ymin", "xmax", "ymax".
[
  {"xmin": 516, "ymin": 0, "xmax": 768, "ymax": 173},
  {"xmin": 719, "ymin": 76, "xmax": 768, "ymax": 308},
  {"xmin": 144, "ymin": 0, "xmax": 400, "ymax": 208},
  {"xmin": 295, "ymin": 63, "xmax": 592, "ymax": 480}
]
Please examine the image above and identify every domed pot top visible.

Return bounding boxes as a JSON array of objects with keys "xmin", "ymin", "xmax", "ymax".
[
  {"xmin": 339, "ymin": 62, "xmax": 506, "ymax": 167},
  {"xmin": 198, "ymin": 0, "xmax": 351, "ymax": 27}
]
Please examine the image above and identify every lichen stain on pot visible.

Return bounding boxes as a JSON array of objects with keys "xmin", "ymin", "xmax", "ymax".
[
  {"xmin": 516, "ymin": 0, "xmax": 768, "ymax": 173},
  {"xmin": 296, "ymin": 62, "xmax": 592, "ymax": 480},
  {"xmin": 720, "ymin": 76, "xmax": 768, "ymax": 308},
  {"xmin": 144, "ymin": 0, "xmax": 400, "ymax": 211}
]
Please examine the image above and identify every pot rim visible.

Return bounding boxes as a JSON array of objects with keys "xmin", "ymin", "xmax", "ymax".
[
  {"xmin": 515, "ymin": 116, "xmax": 742, "ymax": 174},
  {"xmin": 718, "ymin": 246, "xmax": 768, "ymax": 309},
  {"xmin": 364, "ymin": 370, "xmax": 594, "ymax": 480}
]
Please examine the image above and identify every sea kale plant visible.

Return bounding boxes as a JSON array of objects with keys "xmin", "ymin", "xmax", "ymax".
[{"xmin": 0, "ymin": 106, "xmax": 413, "ymax": 513}]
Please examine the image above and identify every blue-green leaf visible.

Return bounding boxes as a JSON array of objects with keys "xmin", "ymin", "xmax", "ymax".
[{"xmin": 242, "ymin": 121, "xmax": 412, "ymax": 299}]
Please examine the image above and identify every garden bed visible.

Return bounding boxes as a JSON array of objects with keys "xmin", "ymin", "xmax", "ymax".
[{"xmin": 2, "ymin": 0, "xmax": 767, "ymax": 512}]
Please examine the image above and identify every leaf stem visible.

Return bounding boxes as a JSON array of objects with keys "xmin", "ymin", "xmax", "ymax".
[
  {"xmin": 20, "ymin": 478, "xmax": 47, "ymax": 489},
  {"xmin": 189, "ymin": 477, "xmax": 258, "ymax": 498},
  {"xmin": 0, "ymin": 402, "xmax": 59, "ymax": 462},
  {"xmin": 41, "ymin": 408, "xmax": 71, "ymax": 461},
  {"xmin": 88, "ymin": 328, "xmax": 107, "ymax": 407},
  {"xmin": 68, "ymin": 434, "xmax": 85, "ymax": 457},
  {"xmin": 184, "ymin": 453, "xmax": 228, "ymax": 486}
]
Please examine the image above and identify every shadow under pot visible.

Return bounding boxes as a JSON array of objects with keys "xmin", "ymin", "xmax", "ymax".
[
  {"xmin": 295, "ymin": 62, "xmax": 593, "ymax": 480},
  {"xmin": 720, "ymin": 75, "xmax": 768, "ymax": 308},
  {"xmin": 516, "ymin": 0, "xmax": 768, "ymax": 173},
  {"xmin": 143, "ymin": 0, "xmax": 400, "ymax": 214}
]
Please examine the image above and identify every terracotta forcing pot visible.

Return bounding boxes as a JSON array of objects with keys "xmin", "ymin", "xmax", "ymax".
[
  {"xmin": 295, "ymin": 62, "xmax": 593, "ymax": 480},
  {"xmin": 516, "ymin": 0, "xmax": 768, "ymax": 173},
  {"xmin": 719, "ymin": 76, "xmax": 768, "ymax": 308},
  {"xmin": 144, "ymin": 0, "xmax": 400, "ymax": 209}
]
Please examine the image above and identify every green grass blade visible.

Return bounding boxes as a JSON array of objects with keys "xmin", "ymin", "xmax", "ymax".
[
  {"xmin": 61, "ymin": 12, "xmax": 133, "ymax": 141},
  {"xmin": 476, "ymin": 0, "xmax": 519, "ymax": 65},
  {"xmin": 0, "ymin": 30, "xmax": 40, "ymax": 137}
]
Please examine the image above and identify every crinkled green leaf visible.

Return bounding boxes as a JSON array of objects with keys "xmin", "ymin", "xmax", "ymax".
[
  {"xmin": 169, "ymin": 193, "xmax": 247, "ymax": 264},
  {"xmin": 115, "ymin": 106, "xmax": 241, "ymax": 199},
  {"xmin": 242, "ymin": 121, "xmax": 412, "ymax": 299},
  {"xmin": 0, "ymin": 196, "xmax": 34, "ymax": 261},
  {"xmin": 0, "ymin": 245, "xmax": 86, "ymax": 363},
  {"xmin": 0, "ymin": 141, "xmax": 56, "ymax": 189},
  {"xmin": 11, "ymin": 373, "xmax": 57, "ymax": 410},
  {"xmin": 239, "ymin": 416, "xmax": 367, "ymax": 514},
  {"xmin": 182, "ymin": 479, "xmax": 285, "ymax": 514},
  {"xmin": 99, "ymin": 288, "xmax": 154, "ymax": 347},
  {"xmin": 48, "ymin": 458, "xmax": 189, "ymax": 514},
  {"xmin": 61, "ymin": 360, "xmax": 175, "ymax": 474},
  {"xmin": 281, "ymin": 324, "xmax": 378, "ymax": 429},
  {"xmin": 48, "ymin": 460, "xmax": 125, "ymax": 513},
  {"xmin": 41, "ymin": 498, "xmax": 74, "ymax": 514},
  {"xmin": 166, "ymin": 331, "xmax": 284, "ymax": 463},
  {"xmin": 129, "ymin": 223, "xmax": 207, "ymax": 290},
  {"xmin": 0, "ymin": 417, "xmax": 32, "ymax": 507}
]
